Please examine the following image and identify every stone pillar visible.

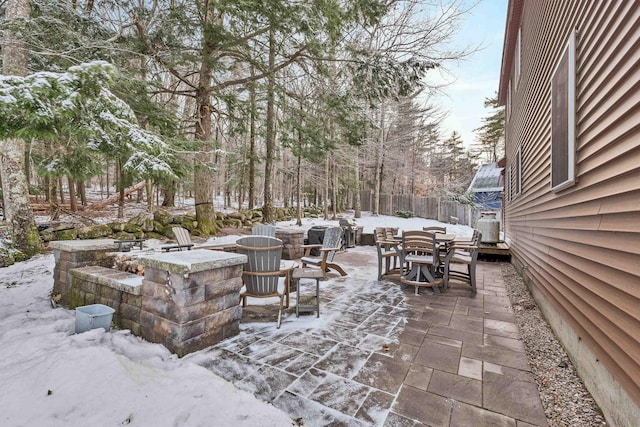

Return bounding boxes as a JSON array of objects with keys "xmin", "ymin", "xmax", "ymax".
[
  {"xmin": 50, "ymin": 239, "xmax": 116, "ymax": 306},
  {"xmin": 137, "ymin": 249, "xmax": 247, "ymax": 357},
  {"xmin": 276, "ymin": 228, "xmax": 305, "ymax": 260}
]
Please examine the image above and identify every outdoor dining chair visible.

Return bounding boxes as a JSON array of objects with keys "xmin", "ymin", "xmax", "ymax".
[
  {"xmin": 236, "ymin": 235, "xmax": 285, "ymax": 328},
  {"xmin": 400, "ymin": 230, "xmax": 443, "ymax": 294},
  {"xmin": 301, "ymin": 226, "xmax": 347, "ymax": 276},
  {"xmin": 442, "ymin": 231, "xmax": 482, "ymax": 295},
  {"xmin": 375, "ymin": 227, "xmax": 401, "ymax": 280}
]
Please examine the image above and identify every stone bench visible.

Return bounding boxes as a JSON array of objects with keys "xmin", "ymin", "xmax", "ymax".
[{"xmin": 69, "ymin": 265, "xmax": 144, "ymax": 335}]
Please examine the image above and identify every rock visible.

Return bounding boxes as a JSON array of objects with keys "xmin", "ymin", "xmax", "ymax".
[
  {"xmin": 108, "ymin": 222, "xmax": 125, "ymax": 232},
  {"xmin": 153, "ymin": 209, "xmax": 173, "ymax": 226},
  {"xmin": 0, "ymin": 248, "xmax": 15, "ymax": 267},
  {"xmin": 223, "ymin": 218, "xmax": 242, "ymax": 228},
  {"xmin": 39, "ymin": 229, "xmax": 56, "ymax": 242},
  {"xmin": 181, "ymin": 218, "xmax": 195, "ymax": 231},
  {"xmin": 123, "ymin": 223, "xmax": 142, "ymax": 234},
  {"xmin": 128, "ymin": 212, "xmax": 154, "ymax": 231},
  {"xmin": 161, "ymin": 227, "xmax": 176, "ymax": 239},
  {"xmin": 77, "ymin": 224, "xmax": 112, "ymax": 239},
  {"xmin": 54, "ymin": 227, "xmax": 77, "ymax": 240},
  {"xmin": 114, "ymin": 231, "xmax": 137, "ymax": 241}
]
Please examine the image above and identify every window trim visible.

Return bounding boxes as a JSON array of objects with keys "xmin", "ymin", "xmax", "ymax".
[
  {"xmin": 515, "ymin": 27, "xmax": 521, "ymax": 87},
  {"xmin": 516, "ymin": 147, "xmax": 522, "ymax": 195},
  {"xmin": 506, "ymin": 80, "xmax": 511, "ymax": 122},
  {"xmin": 550, "ymin": 31, "xmax": 577, "ymax": 192}
]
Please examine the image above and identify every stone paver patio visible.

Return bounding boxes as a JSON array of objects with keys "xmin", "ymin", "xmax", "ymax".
[{"xmin": 190, "ymin": 247, "xmax": 548, "ymax": 426}]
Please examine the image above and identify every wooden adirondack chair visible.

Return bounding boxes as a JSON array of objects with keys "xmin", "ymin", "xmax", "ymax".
[
  {"xmin": 251, "ymin": 224, "xmax": 277, "ymax": 237},
  {"xmin": 236, "ymin": 236, "xmax": 285, "ymax": 328},
  {"xmin": 161, "ymin": 227, "xmax": 195, "ymax": 251},
  {"xmin": 301, "ymin": 226, "xmax": 347, "ymax": 276}
]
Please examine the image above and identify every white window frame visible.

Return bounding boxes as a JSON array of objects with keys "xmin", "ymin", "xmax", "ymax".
[
  {"xmin": 550, "ymin": 31, "xmax": 577, "ymax": 192},
  {"xmin": 515, "ymin": 27, "xmax": 521, "ymax": 87},
  {"xmin": 516, "ymin": 147, "xmax": 522, "ymax": 195},
  {"xmin": 506, "ymin": 80, "xmax": 511, "ymax": 122},
  {"xmin": 506, "ymin": 165, "xmax": 512, "ymax": 202}
]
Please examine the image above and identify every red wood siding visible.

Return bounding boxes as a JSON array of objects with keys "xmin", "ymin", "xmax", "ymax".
[{"xmin": 502, "ymin": 0, "xmax": 640, "ymax": 409}]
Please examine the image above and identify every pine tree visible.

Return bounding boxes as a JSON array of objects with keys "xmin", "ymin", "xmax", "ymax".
[
  {"xmin": 473, "ymin": 94, "xmax": 505, "ymax": 162},
  {"xmin": 0, "ymin": 0, "xmax": 43, "ymax": 258}
]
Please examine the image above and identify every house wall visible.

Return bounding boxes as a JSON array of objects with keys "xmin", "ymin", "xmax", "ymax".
[{"xmin": 500, "ymin": 1, "xmax": 640, "ymax": 425}]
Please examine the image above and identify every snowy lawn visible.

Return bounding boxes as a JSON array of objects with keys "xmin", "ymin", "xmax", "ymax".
[{"xmin": 0, "ymin": 213, "xmax": 471, "ymax": 426}]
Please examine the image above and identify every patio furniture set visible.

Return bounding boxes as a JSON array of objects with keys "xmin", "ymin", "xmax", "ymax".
[
  {"xmin": 113, "ymin": 224, "xmax": 348, "ymax": 329},
  {"xmin": 375, "ymin": 226, "xmax": 481, "ymax": 296}
]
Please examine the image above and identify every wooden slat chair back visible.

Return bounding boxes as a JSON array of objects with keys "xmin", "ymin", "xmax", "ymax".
[
  {"xmin": 236, "ymin": 236, "xmax": 285, "ymax": 328},
  {"xmin": 375, "ymin": 227, "xmax": 401, "ymax": 280},
  {"xmin": 400, "ymin": 230, "xmax": 443, "ymax": 293},
  {"xmin": 161, "ymin": 227, "xmax": 195, "ymax": 251},
  {"xmin": 251, "ymin": 224, "xmax": 277, "ymax": 237},
  {"xmin": 443, "ymin": 231, "xmax": 482, "ymax": 295},
  {"xmin": 301, "ymin": 226, "xmax": 347, "ymax": 276}
]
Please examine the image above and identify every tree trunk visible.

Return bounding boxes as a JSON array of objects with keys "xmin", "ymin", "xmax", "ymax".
[
  {"xmin": 117, "ymin": 160, "xmax": 124, "ymax": 219},
  {"xmin": 331, "ymin": 155, "xmax": 338, "ymax": 219},
  {"xmin": 354, "ymin": 147, "xmax": 361, "ymax": 218},
  {"xmin": 373, "ymin": 103, "xmax": 385, "ymax": 216},
  {"xmin": 146, "ymin": 178, "xmax": 153, "ymax": 212},
  {"xmin": 0, "ymin": 0, "xmax": 43, "ymax": 257},
  {"xmin": 161, "ymin": 183, "xmax": 176, "ymax": 207},
  {"xmin": 58, "ymin": 176, "xmax": 65, "ymax": 204},
  {"xmin": 324, "ymin": 156, "xmax": 329, "ymax": 220},
  {"xmin": 248, "ymin": 67, "xmax": 257, "ymax": 210},
  {"xmin": 295, "ymin": 130, "xmax": 302, "ymax": 226},
  {"xmin": 262, "ymin": 27, "xmax": 277, "ymax": 223},
  {"xmin": 192, "ymin": 5, "xmax": 219, "ymax": 236},
  {"xmin": 78, "ymin": 180, "xmax": 87, "ymax": 206},
  {"xmin": 67, "ymin": 176, "xmax": 77, "ymax": 212}
]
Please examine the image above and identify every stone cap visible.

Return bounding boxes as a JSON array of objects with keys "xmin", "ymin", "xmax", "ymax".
[
  {"xmin": 137, "ymin": 249, "xmax": 247, "ymax": 275},
  {"xmin": 70, "ymin": 265, "xmax": 143, "ymax": 295},
  {"xmin": 49, "ymin": 239, "xmax": 115, "ymax": 252},
  {"xmin": 275, "ymin": 228, "xmax": 305, "ymax": 235}
]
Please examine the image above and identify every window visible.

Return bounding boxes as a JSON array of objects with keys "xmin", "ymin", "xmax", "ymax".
[
  {"xmin": 551, "ymin": 31, "xmax": 577, "ymax": 191},
  {"xmin": 515, "ymin": 27, "xmax": 521, "ymax": 87},
  {"xmin": 515, "ymin": 148, "xmax": 522, "ymax": 195},
  {"xmin": 506, "ymin": 80, "xmax": 511, "ymax": 121},
  {"xmin": 506, "ymin": 166, "xmax": 512, "ymax": 201}
]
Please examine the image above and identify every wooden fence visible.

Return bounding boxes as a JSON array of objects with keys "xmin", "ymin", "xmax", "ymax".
[{"xmin": 359, "ymin": 191, "xmax": 482, "ymax": 227}]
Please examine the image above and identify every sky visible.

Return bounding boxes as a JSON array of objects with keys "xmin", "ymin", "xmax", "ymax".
[{"xmin": 430, "ymin": 0, "xmax": 508, "ymax": 147}]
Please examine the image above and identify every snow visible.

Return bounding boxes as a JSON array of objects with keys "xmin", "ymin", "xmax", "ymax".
[{"xmin": 0, "ymin": 213, "xmax": 472, "ymax": 426}]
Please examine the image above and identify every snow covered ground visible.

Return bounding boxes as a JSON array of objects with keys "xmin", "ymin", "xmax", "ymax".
[{"xmin": 0, "ymin": 213, "xmax": 472, "ymax": 427}]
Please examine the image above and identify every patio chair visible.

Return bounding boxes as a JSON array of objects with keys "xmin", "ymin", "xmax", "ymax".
[
  {"xmin": 400, "ymin": 230, "xmax": 442, "ymax": 294},
  {"xmin": 443, "ymin": 231, "xmax": 482, "ymax": 295},
  {"xmin": 375, "ymin": 227, "xmax": 401, "ymax": 280},
  {"xmin": 161, "ymin": 227, "xmax": 195, "ymax": 251},
  {"xmin": 301, "ymin": 226, "xmax": 347, "ymax": 277},
  {"xmin": 236, "ymin": 236, "xmax": 285, "ymax": 328},
  {"xmin": 251, "ymin": 224, "xmax": 277, "ymax": 237}
]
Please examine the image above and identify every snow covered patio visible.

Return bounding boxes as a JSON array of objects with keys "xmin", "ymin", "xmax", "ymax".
[{"xmin": 189, "ymin": 247, "xmax": 548, "ymax": 426}]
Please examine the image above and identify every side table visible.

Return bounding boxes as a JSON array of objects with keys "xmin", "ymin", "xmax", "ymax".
[{"xmin": 292, "ymin": 268, "xmax": 324, "ymax": 318}]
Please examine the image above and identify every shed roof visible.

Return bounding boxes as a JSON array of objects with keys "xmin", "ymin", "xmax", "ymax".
[{"xmin": 468, "ymin": 163, "xmax": 504, "ymax": 193}]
